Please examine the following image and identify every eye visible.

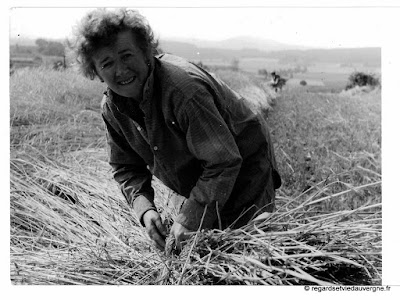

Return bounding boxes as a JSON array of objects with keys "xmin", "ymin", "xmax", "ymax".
[
  {"xmin": 101, "ymin": 61, "xmax": 113, "ymax": 70},
  {"xmin": 121, "ymin": 53, "xmax": 133, "ymax": 61}
]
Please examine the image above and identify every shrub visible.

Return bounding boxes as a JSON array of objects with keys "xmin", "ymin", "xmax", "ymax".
[
  {"xmin": 345, "ymin": 72, "xmax": 380, "ymax": 90},
  {"xmin": 300, "ymin": 80, "xmax": 307, "ymax": 86},
  {"xmin": 258, "ymin": 68, "xmax": 268, "ymax": 78}
]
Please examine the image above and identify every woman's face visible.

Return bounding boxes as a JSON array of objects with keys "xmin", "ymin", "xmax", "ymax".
[{"xmin": 93, "ymin": 30, "xmax": 150, "ymax": 100}]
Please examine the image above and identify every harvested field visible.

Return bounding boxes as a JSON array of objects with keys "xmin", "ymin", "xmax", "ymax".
[{"xmin": 9, "ymin": 67, "xmax": 382, "ymax": 285}]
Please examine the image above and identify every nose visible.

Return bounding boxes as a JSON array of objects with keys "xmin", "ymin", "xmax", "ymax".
[{"xmin": 115, "ymin": 59, "xmax": 128, "ymax": 77}]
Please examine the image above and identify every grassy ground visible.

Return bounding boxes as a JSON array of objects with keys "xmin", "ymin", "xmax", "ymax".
[
  {"xmin": 9, "ymin": 67, "xmax": 381, "ymax": 285},
  {"xmin": 269, "ymin": 86, "xmax": 381, "ymax": 207},
  {"xmin": 10, "ymin": 67, "xmax": 106, "ymax": 154}
]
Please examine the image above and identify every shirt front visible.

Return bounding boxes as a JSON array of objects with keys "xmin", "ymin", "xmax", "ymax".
[{"xmin": 101, "ymin": 54, "xmax": 280, "ymax": 230}]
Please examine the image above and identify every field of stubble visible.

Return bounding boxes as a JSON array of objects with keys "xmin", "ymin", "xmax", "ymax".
[{"xmin": 10, "ymin": 66, "xmax": 381, "ymax": 285}]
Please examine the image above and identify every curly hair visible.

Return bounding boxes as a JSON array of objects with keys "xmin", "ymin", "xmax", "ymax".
[{"xmin": 69, "ymin": 8, "xmax": 159, "ymax": 80}]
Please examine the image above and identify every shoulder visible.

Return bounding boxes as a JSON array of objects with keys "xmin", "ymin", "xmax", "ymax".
[
  {"xmin": 155, "ymin": 54, "xmax": 210, "ymax": 98},
  {"xmin": 100, "ymin": 89, "xmax": 121, "ymax": 125},
  {"xmin": 101, "ymin": 90, "xmax": 115, "ymax": 119},
  {"xmin": 101, "ymin": 89, "xmax": 121, "ymax": 114}
]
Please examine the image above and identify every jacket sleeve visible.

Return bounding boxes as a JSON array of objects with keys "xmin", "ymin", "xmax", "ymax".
[
  {"xmin": 174, "ymin": 87, "xmax": 243, "ymax": 230},
  {"xmin": 102, "ymin": 102, "xmax": 155, "ymax": 225}
]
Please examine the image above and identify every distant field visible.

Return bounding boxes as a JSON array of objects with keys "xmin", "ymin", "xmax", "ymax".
[
  {"xmin": 200, "ymin": 57, "xmax": 381, "ymax": 93},
  {"xmin": 287, "ymin": 72, "xmax": 349, "ymax": 93},
  {"xmin": 238, "ymin": 57, "xmax": 284, "ymax": 73},
  {"xmin": 202, "ymin": 57, "xmax": 288, "ymax": 73}
]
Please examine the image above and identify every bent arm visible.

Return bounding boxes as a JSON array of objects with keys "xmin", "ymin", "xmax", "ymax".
[
  {"xmin": 102, "ymin": 112, "xmax": 155, "ymax": 225},
  {"xmin": 175, "ymin": 88, "xmax": 242, "ymax": 230}
]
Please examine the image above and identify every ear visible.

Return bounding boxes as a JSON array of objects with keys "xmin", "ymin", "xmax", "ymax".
[
  {"xmin": 97, "ymin": 74, "xmax": 104, "ymax": 83},
  {"xmin": 146, "ymin": 56, "xmax": 154, "ymax": 68},
  {"xmin": 92, "ymin": 67, "xmax": 104, "ymax": 82}
]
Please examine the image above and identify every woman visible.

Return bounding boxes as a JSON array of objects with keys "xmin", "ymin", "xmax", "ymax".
[{"xmin": 70, "ymin": 8, "xmax": 281, "ymax": 251}]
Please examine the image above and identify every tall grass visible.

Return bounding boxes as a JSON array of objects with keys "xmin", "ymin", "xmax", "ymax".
[
  {"xmin": 10, "ymin": 67, "xmax": 106, "ymax": 154},
  {"xmin": 268, "ymin": 87, "xmax": 381, "ymax": 210},
  {"xmin": 10, "ymin": 67, "xmax": 105, "ymax": 126},
  {"xmin": 10, "ymin": 67, "xmax": 381, "ymax": 285}
]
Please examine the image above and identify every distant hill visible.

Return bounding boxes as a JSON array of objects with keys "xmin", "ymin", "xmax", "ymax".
[
  {"xmin": 266, "ymin": 48, "xmax": 381, "ymax": 67},
  {"xmin": 9, "ymin": 36, "xmax": 380, "ymax": 69},
  {"xmin": 166, "ymin": 36, "xmax": 310, "ymax": 52},
  {"xmin": 10, "ymin": 37, "xmax": 66, "ymax": 46},
  {"xmin": 10, "ymin": 37, "xmax": 37, "ymax": 46},
  {"xmin": 159, "ymin": 39, "xmax": 380, "ymax": 68},
  {"xmin": 158, "ymin": 40, "xmax": 270, "ymax": 61}
]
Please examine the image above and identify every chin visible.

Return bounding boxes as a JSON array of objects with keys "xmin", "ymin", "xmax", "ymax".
[{"xmin": 110, "ymin": 86, "xmax": 134, "ymax": 98}]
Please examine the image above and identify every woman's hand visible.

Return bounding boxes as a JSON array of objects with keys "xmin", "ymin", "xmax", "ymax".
[
  {"xmin": 170, "ymin": 222, "xmax": 192, "ymax": 251},
  {"xmin": 142, "ymin": 210, "xmax": 167, "ymax": 250}
]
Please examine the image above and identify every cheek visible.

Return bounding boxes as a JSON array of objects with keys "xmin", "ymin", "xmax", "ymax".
[
  {"xmin": 96, "ymin": 71, "xmax": 105, "ymax": 82},
  {"xmin": 131, "ymin": 62, "xmax": 150, "ymax": 83},
  {"xmin": 100, "ymin": 74, "xmax": 113, "ymax": 85},
  {"xmin": 141, "ymin": 63, "xmax": 151, "ymax": 79},
  {"xmin": 94, "ymin": 65, "xmax": 109, "ymax": 83}
]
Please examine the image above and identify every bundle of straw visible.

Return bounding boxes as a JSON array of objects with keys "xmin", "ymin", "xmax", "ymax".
[
  {"xmin": 10, "ymin": 147, "xmax": 381, "ymax": 285},
  {"xmin": 159, "ymin": 195, "xmax": 381, "ymax": 285}
]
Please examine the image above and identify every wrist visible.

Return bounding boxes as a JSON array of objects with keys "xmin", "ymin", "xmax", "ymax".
[{"xmin": 141, "ymin": 208, "xmax": 157, "ymax": 226}]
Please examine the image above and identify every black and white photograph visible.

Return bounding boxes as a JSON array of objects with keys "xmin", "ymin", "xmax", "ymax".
[{"xmin": 5, "ymin": 0, "xmax": 400, "ymax": 295}]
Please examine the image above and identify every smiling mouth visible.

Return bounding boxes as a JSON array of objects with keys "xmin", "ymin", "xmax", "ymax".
[{"xmin": 118, "ymin": 77, "xmax": 135, "ymax": 85}]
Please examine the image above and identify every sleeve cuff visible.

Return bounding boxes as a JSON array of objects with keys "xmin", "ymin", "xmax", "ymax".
[
  {"xmin": 132, "ymin": 194, "xmax": 157, "ymax": 226},
  {"xmin": 175, "ymin": 197, "xmax": 218, "ymax": 231}
]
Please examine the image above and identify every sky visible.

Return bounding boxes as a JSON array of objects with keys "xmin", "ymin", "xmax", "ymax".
[{"xmin": 8, "ymin": 4, "xmax": 398, "ymax": 48}]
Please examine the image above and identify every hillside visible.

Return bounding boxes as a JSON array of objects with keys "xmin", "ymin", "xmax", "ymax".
[
  {"xmin": 267, "ymin": 47, "xmax": 381, "ymax": 67},
  {"xmin": 160, "ymin": 38, "xmax": 380, "ymax": 67},
  {"xmin": 159, "ymin": 40, "xmax": 272, "ymax": 61},
  {"xmin": 10, "ymin": 36, "xmax": 380, "ymax": 68},
  {"xmin": 165, "ymin": 36, "xmax": 311, "ymax": 51}
]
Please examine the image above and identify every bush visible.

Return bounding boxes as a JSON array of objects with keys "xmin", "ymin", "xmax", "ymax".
[
  {"xmin": 36, "ymin": 38, "xmax": 65, "ymax": 57},
  {"xmin": 345, "ymin": 72, "xmax": 380, "ymax": 90},
  {"xmin": 258, "ymin": 68, "xmax": 268, "ymax": 78},
  {"xmin": 300, "ymin": 80, "xmax": 307, "ymax": 86}
]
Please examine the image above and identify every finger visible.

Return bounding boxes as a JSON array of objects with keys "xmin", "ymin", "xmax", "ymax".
[
  {"xmin": 177, "ymin": 231, "xmax": 195, "ymax": 242},
  {"xmin": 174, "ymin": 232, "xmax": 190, "ymax": 251},
  {"xmin": 148, "ymin": 231, "xmax": 165, "ymax": 250},
  {"xmin": 153, "ymin": 216, "xmax": 167, "ymax": 238},
  {"xmin": 175, "ymin": 234, "xmax": 193, "ymax": 251},
  {"xmin": 148, "ymin": 224, "xmax": 166, "ymax": 250},
  {"xmin": 152, "ymin": 232, "xmax": 166, "ymax": 250}
]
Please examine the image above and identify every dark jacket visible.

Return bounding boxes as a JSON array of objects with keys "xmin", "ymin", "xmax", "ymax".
[{"xmin": 101, "ymin": 54, "xmax": 281, "ymax": 230}]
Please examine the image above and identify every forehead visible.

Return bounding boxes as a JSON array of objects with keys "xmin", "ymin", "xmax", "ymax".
[{"xmin": 93, "ymin": 31, "xmax": 141, "ymax": 60}]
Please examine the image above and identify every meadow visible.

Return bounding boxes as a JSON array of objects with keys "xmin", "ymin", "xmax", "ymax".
[
  {"xmin": 9, "ymin": 65, "xmax": 381, "ymax": 285},
  {"xmin": 202, "ymin": 57, "xmax": 381, "ymax": 94}
]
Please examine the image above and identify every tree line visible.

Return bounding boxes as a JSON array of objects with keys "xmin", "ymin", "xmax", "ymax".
[{"xmin": 258, "ymin": 65, "xmax": 308, "ymax": 79}]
